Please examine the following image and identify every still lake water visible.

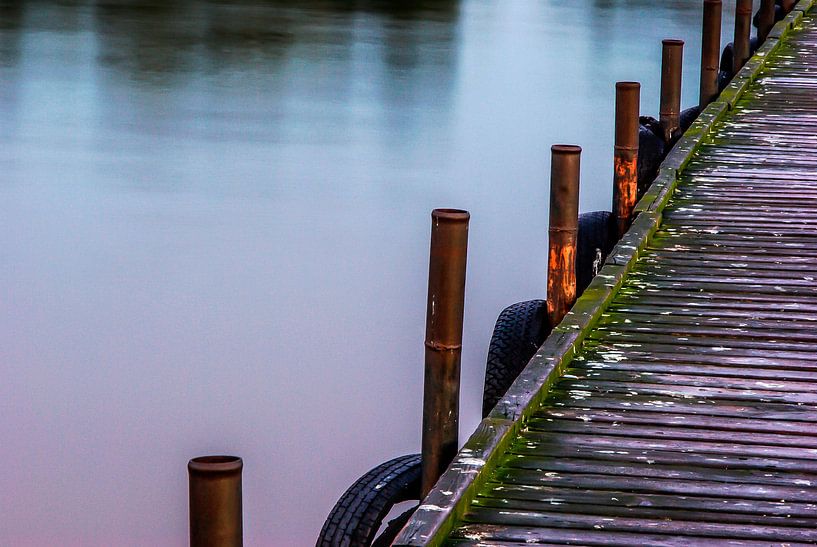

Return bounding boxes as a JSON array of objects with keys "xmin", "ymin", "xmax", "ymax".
[{"xmin": 0, "ymin": 1, "xmax": 756, "ymax": 545}]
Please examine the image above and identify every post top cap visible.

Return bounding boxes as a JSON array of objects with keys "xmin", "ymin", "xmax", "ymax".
[
  {"xmin": 188, "ymin": 455, "xmax": 243, "ymax": 474},
  {"xmin": 551, "ymin": 144, "xmax": 582, "ymax": 155},
  {"xmin": 431, "ymin": 208, "xmax": 470, "ymax": 221},
  {"xmin": 662, "ymin": 38, "xmax": 685, "ymax": 46}
]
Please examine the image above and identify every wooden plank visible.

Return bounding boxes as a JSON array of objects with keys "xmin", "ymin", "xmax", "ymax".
[
  {"xmin": 572, "ymin": 360, "xmax": 817, "ymax": 382},
  {"xmin": 494, "ymin": 467, "xmax": 817, "ymax": 503},
  {"xmin": 614, "ymin": 288, "xmax": 817, "ymax": 307},
  {"xmin": 461, "ymin": 507, "xmax": 817, "ymax": 542},
  {"xmin": 508, "ymin": 440, "xmax": 817, "ymax": 474},
  {"xmin": 588, "ymin": 332, "xmax": 817, "ymax": 354},
  {"xmin": 554, "ymin": 378, "xmax": 817, "ymax": 405},
  {"xmin": 585, "ymin": 341, "xmax": 817, "ymax": 364},
  {"xmin": 517, "ymin": 429, "xmax": 817, "ymax": 462},
  {"xmin": 647, "ymin": 246, "xmax": 817, "ymax": 261},
  {"xmin": 635, "ymin": 257, "xmax": 817, "ymax": 274},
  {"xmin": 475, "ymin": 486, "xmax": 817, "ymax": 521},
  {"xmin": 525, "ymin": 418, "xmax": 817, "ymax": 450},
  {"xmin": 625, "ymin": 274, "xmax": 817, "ymax": 292},
  {"xmin": 622, "ymin": 280, "xmax": 817, "ymax": 297},
  {"xmin": 532, "ymin": 407, "xmax": 817, "ymax": 436},
  {"xmin": 545, "ymin": 390, "xmax": 817, "ymax": 422},
  {"xmin": 659, "ymin": 225, "xmax": 817, "ymax": 238},
  {"xmin": 652, "ymin": 219, "xmax": 817, "ymax": 234},
  {"xmin": 608, "ymin": 303, "xmax": 817, "ymax": 322},
  {"xmin": 595, "ymin": 322, "xmax": 817, "ymax": 343},
  {"xmin": 680, "ymin": 168, "xmax": 817, "ymax": 182},
  {"xmin": 448, "ymin": 524, "xmax": 810, "ymax": 546},
  {"xmin": 653, "ymin": 231, "xmax": 817, "ymax": 244},
  {"xmin": 697, "ymin": 142, "xmax": 817, "ymax": 154},
  {"xmin": 658, "ymin": 226, "xmax": 817, "ymax": 239},
  {"xmin": 652, "ymin": 234, "xmax": 817, "ymax": 247},
  {"xmin": 601, "ymin": 314, "xmax": 817, "ymax": 334},
  {"xmin": 670, "ymin": 187, "xmax": 817, "ymax": 198},
  {"xmin": 500, "ymin": 455, "xmax": 817, "ymax": 488},
  {"xmin": 557, "ymin": 368, "xmax": 817, "ymax": 393}
]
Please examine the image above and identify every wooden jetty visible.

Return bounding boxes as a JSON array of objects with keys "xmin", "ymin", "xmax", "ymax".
[{"xmin": 395, "ymin": 2, "xmax": 817, "ymax": 545}]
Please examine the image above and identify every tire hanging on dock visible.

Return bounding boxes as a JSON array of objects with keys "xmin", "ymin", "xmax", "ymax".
[
  {"xmin": 576, "ymin": 211, "xmax": 617, "ymax": 296},
  {"xmin": 637, "ymin": 118, "xmax": 666, "ymax": 197},
  {"xmin": 481, "ymin": 213, "xmax": 617, "ymax": 417},
  {"xmin": 481, "ymin": 300, "xmax": 549, "ymax": 417},
  {"xmin": 317, "ymin": 454, "xmax": 421, "ymax": 547}
]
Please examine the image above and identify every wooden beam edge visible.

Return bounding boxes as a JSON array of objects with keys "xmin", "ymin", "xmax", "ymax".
[
  {"xmin": 769, "ymin": 8, "xmax": 804, "ymax": 39},
  {"xmin": 392, "ymin": 417, "xmax": 515, "ymax": 547},
  {"xmin": 794, "ymin": 0, "xmax": 816, "ymax": 14},
  {"xmin": 719, "ymin": 39, "xmax": 779, "ymax": 109}
]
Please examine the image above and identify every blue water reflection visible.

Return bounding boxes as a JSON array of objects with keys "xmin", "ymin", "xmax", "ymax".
[{"xmin": 0, "ymin": 1, "xmax": 754, "ymax": 544}]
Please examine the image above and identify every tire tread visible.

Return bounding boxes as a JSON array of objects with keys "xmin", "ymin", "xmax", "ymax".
[{"xmin": 317, "ymin": 454, "xmax": 421, "ymax": 547}]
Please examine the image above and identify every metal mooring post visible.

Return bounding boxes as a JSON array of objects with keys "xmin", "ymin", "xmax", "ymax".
[
  {"xmin": 734, "ymin": 0, "xmax": 753, "ymax": 74},
  {"xmin": 699, "ymin": 0, "xmax": 722, "ymax": 108},
  {"xmin": 781, "ymin": 0, "xmax": 797, "ymax": 12},
  {"xmin": 547, "ymin": 145, "xmax": 580, "ymax": 328},
  {"xmin": 660, "ymin": 39, "xmax": 684, "ymax": 143},
  {"xmin": 757, "ymin": 0, "xmax": 776, "ymax": 43},
  {"xmin": 612, "ymin": 82, "xmax": 641, "ymax": 239},
  {"xmin": 188, "ymin": 456, "xmax": 243, "ymax": 547},
  {"xmin": 421, "ymin": 208, "xmax": 469, "ymax": 498}
]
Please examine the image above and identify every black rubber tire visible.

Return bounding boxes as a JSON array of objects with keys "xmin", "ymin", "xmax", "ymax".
[
  {"xmin": 679, "ymin": 106, "xmax": 701, "ymax": 134},
  {"xmin": 722, "ymin": 38, "xmax": 762, "ymax": 76},
  {"xmin": 482, "ymin": 300, "xmax": 549, "ymax": 417},
  {"xmin": 754, "ymin": 4, "xmax": 784, "ymax": 29},
  {"xmin": 718, "ymin": 69, "xmax": 731, "ymax": 93},
  {"xmin": 637, "ymin": 117, "xmax": 665, "ymax": 197},
  {"xmin": 636, "ymin": 106, "xmax": 698, "ymax": 198},
  {"xmin": 577, "ymin": 211, "xmax": 616, "ymax": 296},
  {"xmin": 317, "ymin": 454, "xmax": 421, "ymax": 547},
  {"xmin": 371, "ymin": 506, "xmax": 417, "ymax": 547},
  {"xmin": 720, "ymin": 41, "xmax": 734, "ymax": 73}
]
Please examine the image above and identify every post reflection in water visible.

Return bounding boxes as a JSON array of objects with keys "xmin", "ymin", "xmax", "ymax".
[{"xmin": 0, "ymin": 1, "xmax": 746, "ymax": 544}]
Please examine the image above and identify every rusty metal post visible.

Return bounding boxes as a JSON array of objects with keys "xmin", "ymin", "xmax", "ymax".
[
  {"xmin": 612, "ymin": 82, "xmax": 640, "ymax": 239},
  {"xmin": 660, "ymin": 39, "xmax": 684, "ymax": 143},
  {"xmin": 734, "ymin": 0, "xmax": 753, "ymax": 73},
  {"xmin": 699, "ymin": 0, "xmax": 722, "ymax": 108},
  {"xmin": 421, "ymin": 208, "xmax": 469, "ymax": 498},
  {"xmin": 547, "ymin": 145, "xmax": 580, "ymax": 328},
  {"xmin": 189, "ymin": 455, "xmax": 243, "ymax": 547},
  {"xmin": 757, "ymin": 0, "xmax": 776, "ymax": 43},
  {"xmin": 781, "ymin": 0, "xmax": 797, "ymax": 12}
]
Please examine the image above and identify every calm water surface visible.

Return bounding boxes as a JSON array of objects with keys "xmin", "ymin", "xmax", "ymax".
[{"xmin": 0, "ymin": 1, "xmax": 753, "ymax": 544}]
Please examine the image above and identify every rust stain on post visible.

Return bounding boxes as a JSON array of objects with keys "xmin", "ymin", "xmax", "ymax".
[
  {"xmin": 660, "ymin": 39, "xmax": 684, "ymax": 143},
  {"xmin": 613, "ymin": 82, "xmax": 640, "ymax": 239},
  {"xmin": 734, "ymin": 0, "xmax": 753, "ymax": 73},
  {"xmin": 700, "ymin": 0, "xmax": 722, "ymax": 107},
  {"xmin": 421, "ymin": 208, "xmax": 469, "ymax": 498},
  {"xmin": 188, "ymin": 456, "xmax": 243, "ymax": 547},
  {"xmin": 758, "ymin": 0, "xmax": 776, "ymax": 43},
  {"xmin": 547, "ymin": 145, "xmax": 580, "ymax": 329}
]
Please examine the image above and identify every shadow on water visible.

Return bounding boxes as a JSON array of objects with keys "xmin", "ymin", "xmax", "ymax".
[
  {"xmin": 87, "ymin": 0, "xmax": 466, "ymax": 165},
  {"xmin": 0, "ymin": 1, "xmax": 465, "ymax": 545},
  {"xmin": 0, "ymin": 2, "xmax": 23, "ymax": 55},
  {"xmin": 0, "ymin": 0, "xmax": 737, "ymax": 545},
  {"xmin": 90, "ymin": 1, "xmax": 460, "ymax": 82}
]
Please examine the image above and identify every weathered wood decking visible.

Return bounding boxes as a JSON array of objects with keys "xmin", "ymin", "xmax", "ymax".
[{"xmin": 395, "ymin": 2, "xmax": 817, "ymax": 545}]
